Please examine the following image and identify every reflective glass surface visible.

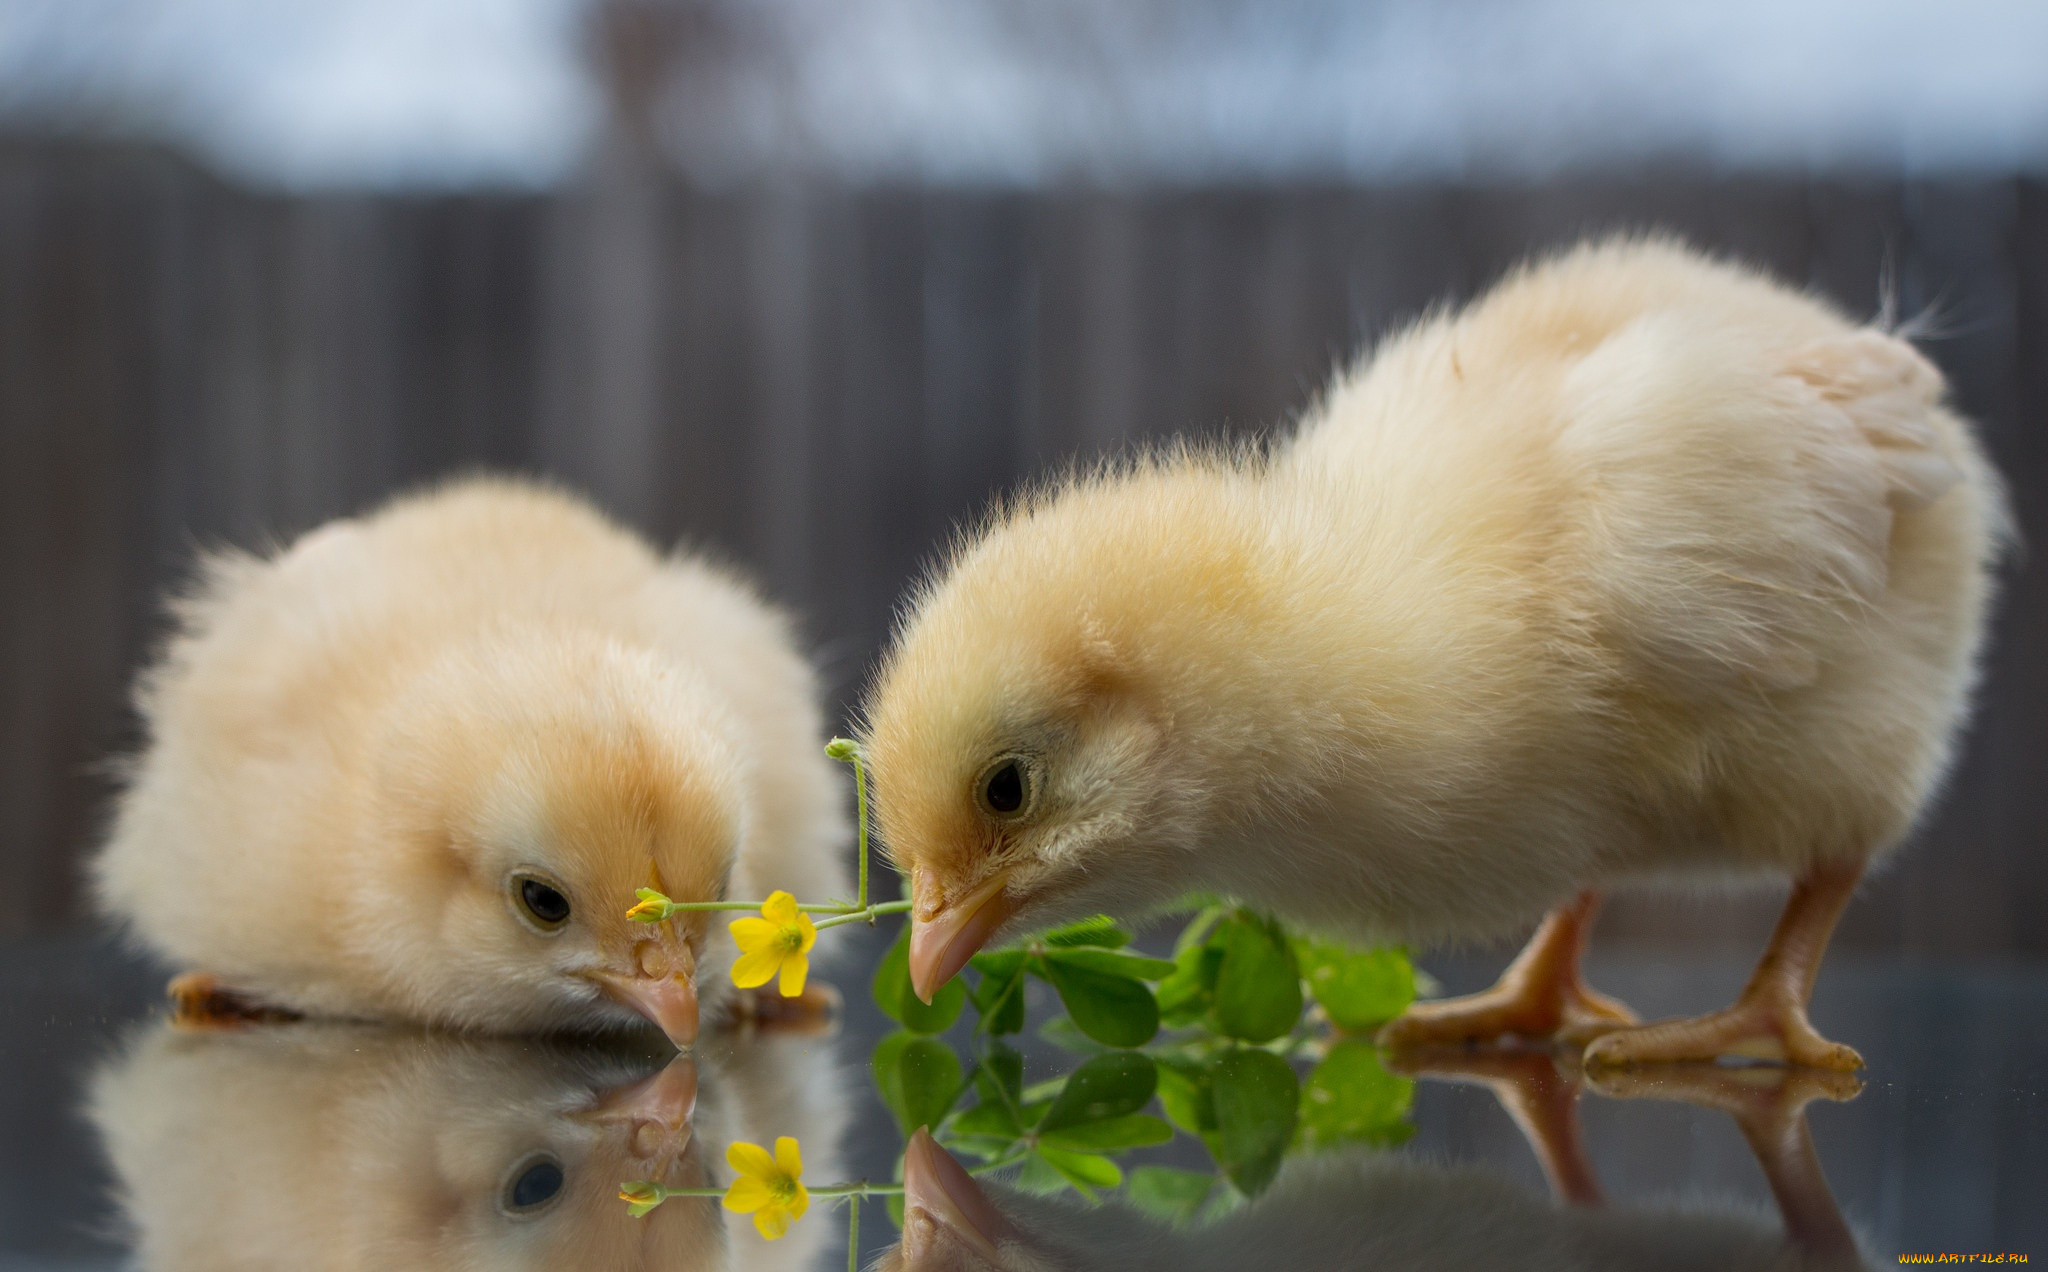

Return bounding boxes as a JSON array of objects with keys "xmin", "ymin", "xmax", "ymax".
[{"xmin": 3, "ymin": 925, "xmax": 2042, "ymax": 1270}]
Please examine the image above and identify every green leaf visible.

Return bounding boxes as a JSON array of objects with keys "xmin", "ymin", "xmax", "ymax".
[
  {"xmin": 1044, "ymin": 946, "xmax": 1179, "ymax": 981},
  {"xmin": 1042, "ymin": 916, "xmax": 1131, "ymax": 948},
  {"xmin": 1154, "ymin": 1056, "xmax": 1218, "ymax": 1136},
  {"xmin": 1155, "ymin": 942, "xmax": 1224, "ymax": 1027},
  {"xmin": 974, "ymin": 1042, "xmax": 1024, "ymax": 1110},
  {"xmin": 1296, "ymin": 1040, "xmax": 1414, "ymax": 1150},
  {"xmin": 1011, "ymin": 1152, "xmax": 1073, "ymax": 1196},
  {"xmin": 1038, "ymin": 1113, "xmax": 1174, "ymax": 1153},
  {"xmin": 1125, "ymin": 1166, "xmax": 1216, "ymax": 1227},
  {"xmin": 1038, "ymin": 1052, "xmax": 1159, "ymax": 1133},
  {"xmin": 970, "ymin": 956, "xmax": 1029, "ymax": 1037},
  {"xmin": 1207, "ymin": 911, "xmax": 1303, "ymax": 1043},
  {"xmin": 870, "ymin": 1031, "xmax": 966, "ymax": 1136},
  {"xmin": 1172, "ymin": 904, "xmax": 1231, "ymax": 954},
  {"xmin": 953, "ymin": 1102, "xmax": 1023, "ymax": 1142},
  {"xmin": 873, "ymin": 927, "xmax": 968, "ymax": 1034},
  {"xmin": 1033, "ymin": 1146, "xmax": 1123, "ymax": 1198},
  {"xmin": 1294, "ymin": 940, "xmax": 1415, "ymax": 1032},
  {"xmin": 1209, "ymin": 1048, "xmax": 1299, "ymax": 1197},
  {"xmin": 1037, "ymin": 1015, "xmax": 1113, "ymax": 1057},
  {"xmin": 1040, "ymin": 957, "xmax": 1161, "ymax": 1048}
]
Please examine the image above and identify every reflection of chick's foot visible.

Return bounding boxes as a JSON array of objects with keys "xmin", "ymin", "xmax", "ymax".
[
  {"xmin": 165, "ymin": 973, "xmax": 299, "ymax": 1029},
  {"xmin": 1582, "ymin": 996, "xmax": 1862, "ymax": 1071},
  {"xmin": 1384, "ymin": 1049, "xmax": 1604, "ymax": 1206},
  {"xmin": 1378, "ymin": 892, "xmax": 1636, "ymax": 1050},
  {"xmin": 725, "ymin": 981, "xmax": 842, "ymax": 1037},
  {"xmin": 1583, "ymin": 1063, "xmax": 1862, "ymax": 1262}
]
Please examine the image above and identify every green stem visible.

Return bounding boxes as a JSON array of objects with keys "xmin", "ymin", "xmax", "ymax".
[
  {"xmin": 813, "ymin": 900, "xmax": 912, "ymax": 932},
  {"xmin": 847, "ymin": 1192, "xmax": 860, "ymax": 1272}
]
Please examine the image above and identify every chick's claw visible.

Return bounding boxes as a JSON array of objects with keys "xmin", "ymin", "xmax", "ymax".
[
  {"xmin": 726, "ymin": 981, "xmax": 842, "ymax": 1037},
  {"xmin": 165, "ymin": 972, "xmax": 299, "ymax": 1030},
  {"xmin": 1581, "ymin": 999, "xmax": 1865, "ymax": 1072}
]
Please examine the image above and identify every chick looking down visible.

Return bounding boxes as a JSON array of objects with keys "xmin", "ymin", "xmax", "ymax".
[
  {"xmin": 96, "ymin": 478, "xmax": 847, "ymax": 1047},
  {"xmin": 866, "ymin": 238, "xmax": 2005, "ymax": 1069}
]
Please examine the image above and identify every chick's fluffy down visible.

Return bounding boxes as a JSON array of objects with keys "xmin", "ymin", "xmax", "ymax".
[{"xmin": 96, "ymin": 477, "xmax": 847, "ymax": 1033}]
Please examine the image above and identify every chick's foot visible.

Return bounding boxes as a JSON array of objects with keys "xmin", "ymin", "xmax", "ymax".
[
  {"xmin": 1581, "ymin": 997, "xmax": 1863, "ymax": 1071},
  {"xmin": 1378, "ymin": 891, "xmax": 1636, "ymax": 1050},
  {"xmin": 166, "ymin": 972, "xmax": 299, "ymax": 1029},
  {"xmin": 725, "ymin": 981, "xmax": 842, "ymax": 1037}
]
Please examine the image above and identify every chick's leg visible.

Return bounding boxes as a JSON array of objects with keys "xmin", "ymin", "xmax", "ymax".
[
  {"xmin": 1583, "ymin": 861, "xmax": 1864, "ymax": 1071},
  {"xmin": 1377, "ymin": 892, "xmax": 1636, "ymax": 1050}
]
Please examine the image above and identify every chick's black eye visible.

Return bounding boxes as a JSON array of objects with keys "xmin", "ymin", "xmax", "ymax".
[
  {"xmin": 980, "ymin": 759, "xmax": 1028, "ymax": 817},
  {"xmin": 503, "ymin": 1156, "xmax": 565, "ymax": 1214},
  {"xmin": 519, "ymin": 878, "xmax": 571, "ymax": 927}
]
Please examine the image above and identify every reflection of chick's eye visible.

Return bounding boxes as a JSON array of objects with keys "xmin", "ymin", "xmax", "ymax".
[
  {"xmin": 501, "ymin": 1154, "xmax": 566, "ymax": 1215},
  {"xmin": 517, "ymin": 877, "xmax": 571, "ymax": 928},
  {"xmin": 976, "ymin": 757, "xmax": 1030, "ymax": 818}
]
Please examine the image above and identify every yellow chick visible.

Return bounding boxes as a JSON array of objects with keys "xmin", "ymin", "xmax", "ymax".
[
  {"xmin": 94, "ymin": 477, "xmax": 847, "ymax": 1048},
  {"xmin": 866, "ymin": 237, "xmax": 2006, "ymax": 1069},
  {"xmin": 88, "ymin": 1018, "xmax": 850, "ymax": 1272}
]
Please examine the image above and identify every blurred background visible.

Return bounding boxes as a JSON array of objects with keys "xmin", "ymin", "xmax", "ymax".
[{"xmin": 2, "ymin": 0, "xmax": 2045, "ymax": 960}]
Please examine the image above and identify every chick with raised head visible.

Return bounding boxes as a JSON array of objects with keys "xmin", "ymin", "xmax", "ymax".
[
  {"xmin": 95, "ymin": 477, "xmax": 847, "ymax": 1048},
  {"xmin": 866, "ymin": 238, "xmax": 2005, "ymax": 1069}
]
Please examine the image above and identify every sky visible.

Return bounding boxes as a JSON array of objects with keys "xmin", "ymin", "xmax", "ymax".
[{"xmin": 0, "ymin": 0, "xmax": 2044, "ymax": 189}]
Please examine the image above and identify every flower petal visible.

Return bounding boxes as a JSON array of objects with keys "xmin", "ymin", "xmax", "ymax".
[
  {"xmin": 793, "ymin": 912, "xmax": 818, "ymax": 954},
  {"xmin": 753, "ymin": 1205, "xmax": 792, "ymax": 1241},
  {"xmin": 784, "ymin": 1182, "xmax": 809, "ymax": 1222},
  {"xmin": 762, "ymin": 891, "xmax": 800, "ymax": 925},
  {"xmin": 722, "ymin": 1176, "xmax": 773, "ymax": 1214},
  {"xmin": 773, "ymin": 1137, "xmax": 803, "ymax": 1180},
  {"xmin": 728, "ymin": 917, "xmax": 779, "ymax": 951},
  {"xmin": 776, "ymin": 952, "xmax": 809, "ymax": 998},
  {"xmin": 726, "ymin": 1140, "xmax": 779, "ymax": 1180},
  {"xmin": 730, "ymin": 948, "xmax": 784, "ymax": 989}
]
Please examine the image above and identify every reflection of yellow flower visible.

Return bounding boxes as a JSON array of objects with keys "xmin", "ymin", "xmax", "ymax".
[
  {"xmin": 729, "ymin": 892, "xmax": 817, "ymax": 997},
  {"xmin": 619, "ymin": 1180, "xmax": 665, "ymax": 1218},
  {"xmin": 625, "ymin": 888, "xmax": 674, "ymax": 924},
  {"xmin": 722, "ymin": 1137, "xmax": 808, "ymax": 1240}
]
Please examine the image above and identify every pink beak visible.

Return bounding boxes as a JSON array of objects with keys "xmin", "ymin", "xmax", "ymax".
[
  {"xmin": 591, "ymin": 933, "xmax": 699, "ymax": 1048},
  {"xmin": 901, "ymin": 1128, "xmax": 1022, "ymax": 1263},
  {"xmin": 908, "ymin": 873, "xmax": 1019, "ymax": 1004},
  {"xmin": 581, "ymin": 1055, "xmax": 699, "ymax": 1162}
]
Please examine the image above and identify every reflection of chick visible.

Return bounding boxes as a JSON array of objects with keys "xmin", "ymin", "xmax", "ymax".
[
  {"xmin": 868, "ymin": 239, "xmax": 2005, "ymax": 1068},
  {"xmin": 878, "ymin": 1128, "xmax": 1869, "ymax": 1272},
  {"xmin": 88, "ymin": 1020, "xmax": 850, "ymax": 1272},
  {"xmin": 95, "ymin": 478, "xmax": 846, "ymax": 1047}
]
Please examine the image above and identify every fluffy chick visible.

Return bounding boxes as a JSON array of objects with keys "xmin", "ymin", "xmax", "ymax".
[
  {"xmin": 96, "ymin": 477, "xmax": 847, "ymax": 1047},
  {"xmin": 88, "ymin": 1018, "xmax": 850, "ymax": 1272},
  {"xmin": 866, "ymin": 238, "xmax": 2005, "ymax": 1068}
]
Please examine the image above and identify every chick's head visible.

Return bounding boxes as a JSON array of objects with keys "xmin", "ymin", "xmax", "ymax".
[
  {"xmin": 866, "ymin": 465, "xmax": 1262, "ymax": 1002},
  {"xmin": 357, "ymin": 631, "xmax": 748, "ymax": 1047}
]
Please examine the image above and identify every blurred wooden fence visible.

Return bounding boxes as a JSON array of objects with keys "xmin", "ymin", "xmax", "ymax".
[{"xmin": 3, "ymin": 137, "xmax": 2043, "ymax": 954}]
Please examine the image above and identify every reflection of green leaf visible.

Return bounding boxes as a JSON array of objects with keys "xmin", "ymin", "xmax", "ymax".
[
  {"xmin": 1209, "ymin": 912, "xmax": 1303, "ymax": 1043},
  {"xmin": 1038, "ymin": 1112, "xmax": 1174, "ymax": 1152},
  {"xmin": 1041, "ymin": 957, "xmax": 1160, "ymax": 1048},
  {"xmin": 871, "ymin": 1031, "xmax": 965, "ymax": 1135},
  {"xmin": 1156, "ymin": 942, "xmax": 1223, "ymax": 1027},
  {"xmin": 1294, "ymin": 941, "xmax": 1414, "ymax": 1031},
  {"xmin": 975, "ymin": 1043, "xmax": 1024, "ymax": 1109},
  {"xmin": 1038, "ymin": 1052, "xmax": 1158, "ymax": 1132},
  {"xmin": 873, "ymin": 927, "xmax": 968, "ymax": 1034},
  {"xmin": 1043, "ymin": 946, "xmax": 1179, "ymax": 981},
  {"xmin": 1210, "ymin": 1048, "xmax": 1299, "ymax": 1197},
  {"xmin": 1297, "ymin": 1040, "xmax": 1414, "ymax": 1150},
  {"xmin": 1034, "ymin": 1146, "xmax": 1123, "ymax": 1198},
  {"xmin": 1126, "ymin": 1166, "xmax": 1216, "ymax": 1226},
  {"xmin": 1154, "ymin": 1056, "xmax": 1218, "ymax": 1135},
  {"xmin": 1043, "ymin": 916, "xmax": 1131, "ymax": 948}
]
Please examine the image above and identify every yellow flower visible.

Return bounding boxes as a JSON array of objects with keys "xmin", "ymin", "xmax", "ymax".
[
  {"xmin": 721, "ymin": 1137, "xmax": 808, "ymax": 1240},
  {"xmin": 729, "ymin": 891, "xmax": 817, "ymax": 997},
  {"xmin": 618, "ymin": 1180, "xmax": 666, "ymax": 1219},
  {"xmin": 626, "ymin": 888, "xmax": 674, "ymax": 924}
]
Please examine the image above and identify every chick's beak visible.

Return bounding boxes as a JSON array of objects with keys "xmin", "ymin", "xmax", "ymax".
[
  {"xmin": 580, "ymin": 1055, "xmax": 699, "ymax": 1164},
  {"xmin": 908, "ymin": 872, "xmax": 1018, "ymax": 1005},
  {"xmin": 901, "ymin": 1128, "xmax": 1021, "ymax": 1263},
  {"xmin": 591, "ymin": 932, "xmax": 698, "ymax": 1048}
]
